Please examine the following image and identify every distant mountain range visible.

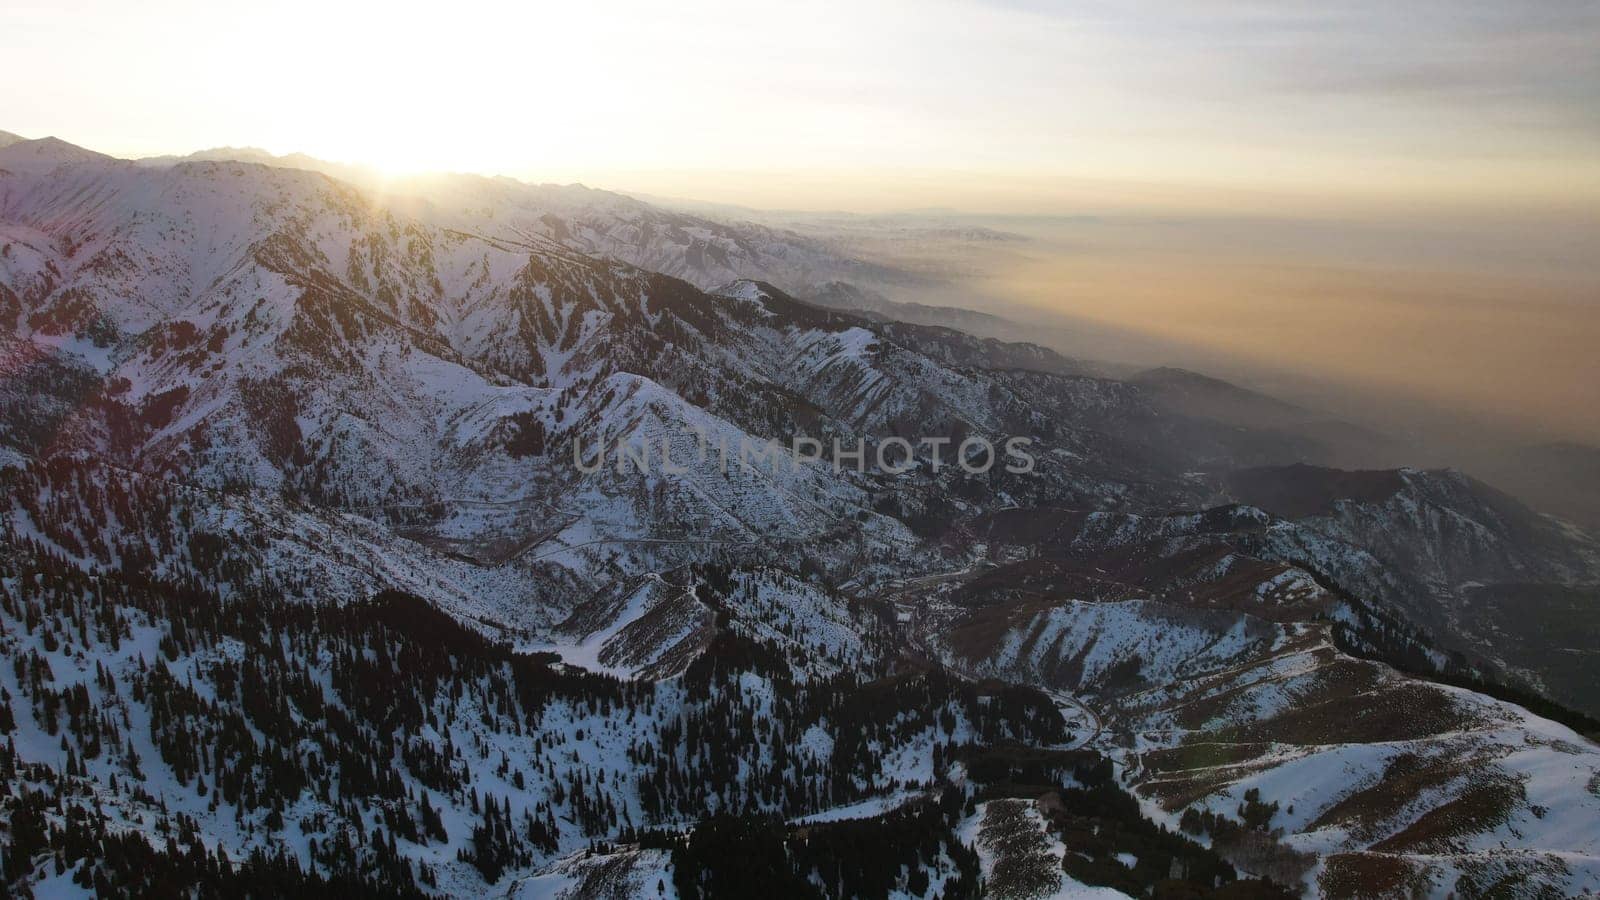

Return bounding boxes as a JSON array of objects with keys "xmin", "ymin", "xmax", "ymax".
[{"xmin": 2, "ymin": 132, "xmax": 1597, "ymax": 898}]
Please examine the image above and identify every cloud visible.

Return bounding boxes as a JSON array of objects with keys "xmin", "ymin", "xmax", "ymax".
[{"xmin": 983, "ymin": 0, "xmax": 1600, "ymax": 140}]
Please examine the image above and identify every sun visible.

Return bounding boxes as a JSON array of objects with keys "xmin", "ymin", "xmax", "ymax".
[
  {"xmin": 359, "ymin": 145, "xmax": 457, "ymax": 179},
  {"xmin": 294, "ymin": 126, "xmax": 482, "ymax": 182}
]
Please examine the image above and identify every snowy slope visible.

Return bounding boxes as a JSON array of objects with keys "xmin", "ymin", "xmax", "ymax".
[{"xmin": 3, "ymin": 135, "xmax": 1598, "ymax": 899}]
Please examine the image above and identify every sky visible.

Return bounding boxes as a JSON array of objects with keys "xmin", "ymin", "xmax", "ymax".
[{"xmin": 4, "ymin": 0, "xmax": 1598, "ymax": 212}]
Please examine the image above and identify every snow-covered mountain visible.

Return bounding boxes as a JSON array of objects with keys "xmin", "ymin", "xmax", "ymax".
[
  {"xmin": 2, "ymin": 134, "xmax": 1598, "ymax": 898},
  {"xmin": 917, "ymin": 500, "xmax": 1600, "ymax": 895},
  {"xmin": 130, "ymin": 144, "xmax": 910, "ymax": 298}
]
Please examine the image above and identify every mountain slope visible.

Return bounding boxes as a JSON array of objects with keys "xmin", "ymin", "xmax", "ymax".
[
  {"xmin": 1227, "ymin": 464, "xmax": 1600, "ymax": 716},
  {"xmin": 912, "ymin": 502, "xmax": 1600, "ymax": 896},
  {"xmin": 1, "ymin": 137, "xmax": 1597, "ymax": 899}
]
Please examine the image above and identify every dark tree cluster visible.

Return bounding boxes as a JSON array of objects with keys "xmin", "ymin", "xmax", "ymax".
[{"xmin": 0, "ymin": 544, "xmax": 1070, "ymax": 896}]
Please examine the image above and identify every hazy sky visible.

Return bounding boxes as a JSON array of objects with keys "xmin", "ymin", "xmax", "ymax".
[
  {"xmin": 962, "ymin": 214, "xmax": 1600, "ymax": 444},
  {"xmin": 4, "ymin": 0, "xmax": 1598, "ymax": 211}
]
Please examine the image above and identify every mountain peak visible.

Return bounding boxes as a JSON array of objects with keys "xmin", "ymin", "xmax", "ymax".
[{"xmin": 0, "ymin": 135, "xmax": 113, "ymax": 171}]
